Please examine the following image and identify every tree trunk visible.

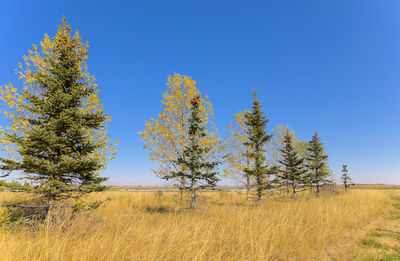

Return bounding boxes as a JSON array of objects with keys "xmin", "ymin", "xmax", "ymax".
[
  {"xmin": 190, "ymin": 179, "xmax": 196, "ymax": 210},
  {"xmin": 179, "ymin": 177, "xmax": 185, "ymax": 203},
  {"xmin": 315, "ymin": 170, "xmax": 320, "ymax": 194},
  {"xmin": 257, "ymin": 191, "xmax": 262, "ymax": 206},
  {"xmin": 257, "ymin": 181, "xmax": 262, "ymax": 206},
  {"xmin": 246, "ymin": 158, "xmax": 251, "ymax": 201},
  {"xmin": 246, "ymin": 175, "xmax": 250, "ymax": 201},
  {"xmin": 292, "ymin": 183, "xmax": 297, "ymax": 200},
  {"xmin": 286, "ymin": 179, "xmax": 290, "ymax": 197}
]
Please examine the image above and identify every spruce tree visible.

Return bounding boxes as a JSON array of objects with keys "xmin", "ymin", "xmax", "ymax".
[
  {"xmin": 0, "ymin": 19, "xmax": 109, "ymax": 218},
  {"xmin": 164, "ymin": 95, "xmax": 219, "ymax": 209},
  {"xmin": 278, "ymin": 130, "xmax": 306, "ymax": 199},
  {"xmin": 341, "ymin": 164, "xmax": 352, "ymax": 190},
  {"xmin": 244, "ymin": 91, "xmax": 277, "ymax": 205},
  {"xmin": 306, "ymin": 132, "xmax": 329, "ymax": 193}
]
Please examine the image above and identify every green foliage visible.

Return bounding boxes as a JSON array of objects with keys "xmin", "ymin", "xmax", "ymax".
[
  {"xmin": 341, "ymin": 164, "xmax": 352, "ymax": 190},
  {"xmin": 277, "ymin": 130, "xmax": 307, "ymax": 198},
  {"xmin": 0, "ymin": 19, "xmax": 111, "ymax": 222},
  {"xmin": 0, "ymin": 201, "xmax": 49, "ymax": 225},
  {"xmin": 139, "ymin": 73, "xmax": 221, "ymax": 184},
  {"xmin": 243, "ymin": 91, "xmax": 278, "ymax": 205},
  {"xmin": 0, "ymin": 180, "xmax": 31, "ymax": 191},
  {"xmin": 363, "ymin": 254, "xmax": 400, "ymax": 261},
  {"xmin": 72, "ymin": 200, "xmax": 103, "ymax": 213},
  {"xmin": 362, "ymin": 239, "xmax": 385, "ymax": 248},
  {"xmin": 164, "ymin": 95, "xmax": 219, "ymax": 209},
  {"xmin": 305, "ymin": 132, "xmax": 330, "ymax": 193}
]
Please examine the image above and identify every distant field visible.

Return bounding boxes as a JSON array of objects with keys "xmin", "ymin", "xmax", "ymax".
[
  {"xmin": 109, "ymin": 184, "xmax": 400, "ymax": 190},
  {"xmin": 0, "ymin": 189, "xmax": 398, "ymax": 260}
]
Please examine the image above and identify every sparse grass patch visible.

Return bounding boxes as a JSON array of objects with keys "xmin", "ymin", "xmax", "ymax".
[
  {"xmin": 371, "ymin": 231, "xmax": 384, "ymax": 237},
  {"xmin": 363, "ymin": 253, "xmax": 400, "ymax": 261},
  {"xmin": 375, "ymin": 230, "xmax": 400, "ymax": 241},
  {"xmin": 391, "ymin": 203, "xmax": 400, "ymax": 209},
  {"xmin": 388, "ymin": 210, "xmax": 400, "ymax": 220},
  {"xmin": 360, "ymin": 192, "xmax": 400, "ymax": 260},
  {"xmin": 390, "ymin": 196, "xmax": 400, "ymax": 201},
  {"xmin": 362, "ymin": 239, "xmax": 387, "ymax": 249}
]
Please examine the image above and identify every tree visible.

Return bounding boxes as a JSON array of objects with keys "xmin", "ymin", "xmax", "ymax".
[
  {"xmin": 306, "ymin": 132, "xmax": 329, "ymax": 193},
  {"xmin": 139, "ymin": 73, "xmax": 221, "ymax": 190},
  {"xmin": 0, "ymin": 18, "xmax": 117, "ymax": 219},
  {"xmin": 164, "ymin": 95, "xmax": 219, "ymax": 209},
  {"xmin": 277, "ymin": 130, "xmax": 306, "ymax": 199},
  {"xmin": 223, "ymin": 110, "xmax": 254, "ymax": 200},
  {"xmin": 244, "ymin": 91, "xmax": 277, "ymax": 205},
  {"xmin": 341, "ymin": 164, "xmax": 352, "ymax": 190},
  {"xmin": 269, "ymin": 124, "xmax": 308, "ymax": 163},
  {"xmin": 269, "ymin": 124, "xmax": 308, "ymax": 195}
]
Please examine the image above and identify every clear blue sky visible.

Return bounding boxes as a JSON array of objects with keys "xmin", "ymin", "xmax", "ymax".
[{"xmin": 0, "ymin": 0, "xmax": 399, "ymax": 185}]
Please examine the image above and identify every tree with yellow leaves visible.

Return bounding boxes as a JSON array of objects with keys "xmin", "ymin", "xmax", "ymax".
[
  {"xmin": 166, "ymin": 95, "xmax": 220, "ymax": 209},
  {"xmin": 139, "ymin": 73, "xmax": 222, "ymax": 190},
  {"xmin": 0, "ymin": 18, "xmax": 117, "ymax": 221},
  {"xmin": 223, "ymin": 110, "xmax": 254, "ymax": 200},
  {"xmin": 269, "ymin": 124, "xmax": 308, "ymax": 195},
  {"xmin": 269, "ymin": 124, "xmax": 308, "ymax": 163}
]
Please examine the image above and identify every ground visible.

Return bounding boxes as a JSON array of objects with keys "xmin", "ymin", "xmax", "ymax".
[{"xmin": 0, "ymin": 188, "xmax": 398, "ymax": 260}]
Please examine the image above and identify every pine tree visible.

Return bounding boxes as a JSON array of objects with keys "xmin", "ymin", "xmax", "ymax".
[
  {"xmin": 278, "ymin": 130, "xmax": 306, "ymax": 199},
  {"xmin": 164, "ymin": 95, "xmax": 219, "ymax": 209},
  {"xmin": 341, "ymin": 164, "xmax": 352, "ymax": 190},
  {"xmin": 244, "ymin": 91, "xmax": 277, "ymax": 205},
  {"xmin": 0, "ymin": 19, "xmax": 110, "ymax": 218},
  {"xmin": 306, "ymin": 132, "xmax": 329, "ymax": 193},
  {"xmin": 139, "ymin": 73, "xmax": 222, "ymax": 190}
]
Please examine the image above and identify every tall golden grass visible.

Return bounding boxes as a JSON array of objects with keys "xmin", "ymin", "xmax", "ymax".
[{"xmin": 0, "ymin": 190, "xmax": 393, "ymax": 260}]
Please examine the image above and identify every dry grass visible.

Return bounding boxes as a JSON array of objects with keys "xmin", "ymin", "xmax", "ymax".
[
  {"xmin": 355, "ymin": 195, "xmax": 400, "ymax": 260},
  {"xmin": 0, "ymin": 190, "xmax": 394, "ymax": 261}
]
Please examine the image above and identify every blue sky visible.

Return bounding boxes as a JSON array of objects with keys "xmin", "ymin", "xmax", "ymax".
[{"xmin": 0, "ymin": 0, "xmax": 399, "ymax": 185}]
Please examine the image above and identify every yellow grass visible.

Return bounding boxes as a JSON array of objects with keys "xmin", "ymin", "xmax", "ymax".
[{"xmin": 0, "ymin": 190, "xmax": 394, "ymax": 261}]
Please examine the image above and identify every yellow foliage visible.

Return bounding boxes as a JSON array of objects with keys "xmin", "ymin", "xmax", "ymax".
[
  {"xmin": 269, "ymin": 124, "xmax": 308, "ymax": 164},
  {"xmin": 0, "ymin": 18, "xmax": 117, "ymax": 168},
  {"xmin": 223, "ymin": 110, "xmax": 253, "ymax": 186},
  {"xmin": 139, "ymin": 73, "xmax": 222, "ymax": 180}
]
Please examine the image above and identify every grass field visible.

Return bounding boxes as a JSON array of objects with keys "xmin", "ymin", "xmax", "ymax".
[{"xmin": 0, "ymin": 189, "xmax": 397, "ymax": 261}]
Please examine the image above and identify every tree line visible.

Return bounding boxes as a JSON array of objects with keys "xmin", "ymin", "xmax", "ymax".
[
  {"xmin": 0, "ymin": 19, "xmax": 353, "ymax": 221},
  {"xmin": 141, "ymin": 83, "xmax": 353, "ymax": 207}
]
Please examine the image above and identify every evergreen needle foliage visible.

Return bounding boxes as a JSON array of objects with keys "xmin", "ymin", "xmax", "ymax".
[
  {"xmin": 306, "ymin": 132, "xmax": 330, "ymax": 193},
  {"xmin": 138, "ymin": 73, "xmax": 222, "ymax": 189},
  {"xmin": 341, "ymin": 164, "xmax": 352, "ymax": 190},
  {"xmin": 278, "ymin": 130, "xmax": 306, "ymax": 199},
  {"xmin": 164, "ymin": 95, "xmax": 219, "ymax": 209},
  {"xmin": 0, "ymin": 18, "xmax": 109, "ymax": 220},
  {"xmin": 244, "ymin": 91, "xmax": 277, "ymax": 205}
]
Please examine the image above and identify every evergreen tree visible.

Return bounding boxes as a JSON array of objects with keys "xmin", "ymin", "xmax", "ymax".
[
  {"xmin": 278, "ymin": 130, "xmax": 306, "ymax": 199},
  {"xmin": 139, "ymin": 73, "xmax": 222, "ymax": 190},
  {"xmin": 0, "ymin": 19, "xmax": 110, "ymax": 218},
  {"xmin": 306, "ymin": 132, "xmax": 329, "ymax": 193},
  {"xmin": 244, "ymin": 91, "xmax": 277, "ymax": 205},
  {"xmin": 341, "ymin": 164, "xmax": 352, "ymax": 190},
  {"xmin": 164, "ymin": 95, "xmax": 219, "ymax": 209}
]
